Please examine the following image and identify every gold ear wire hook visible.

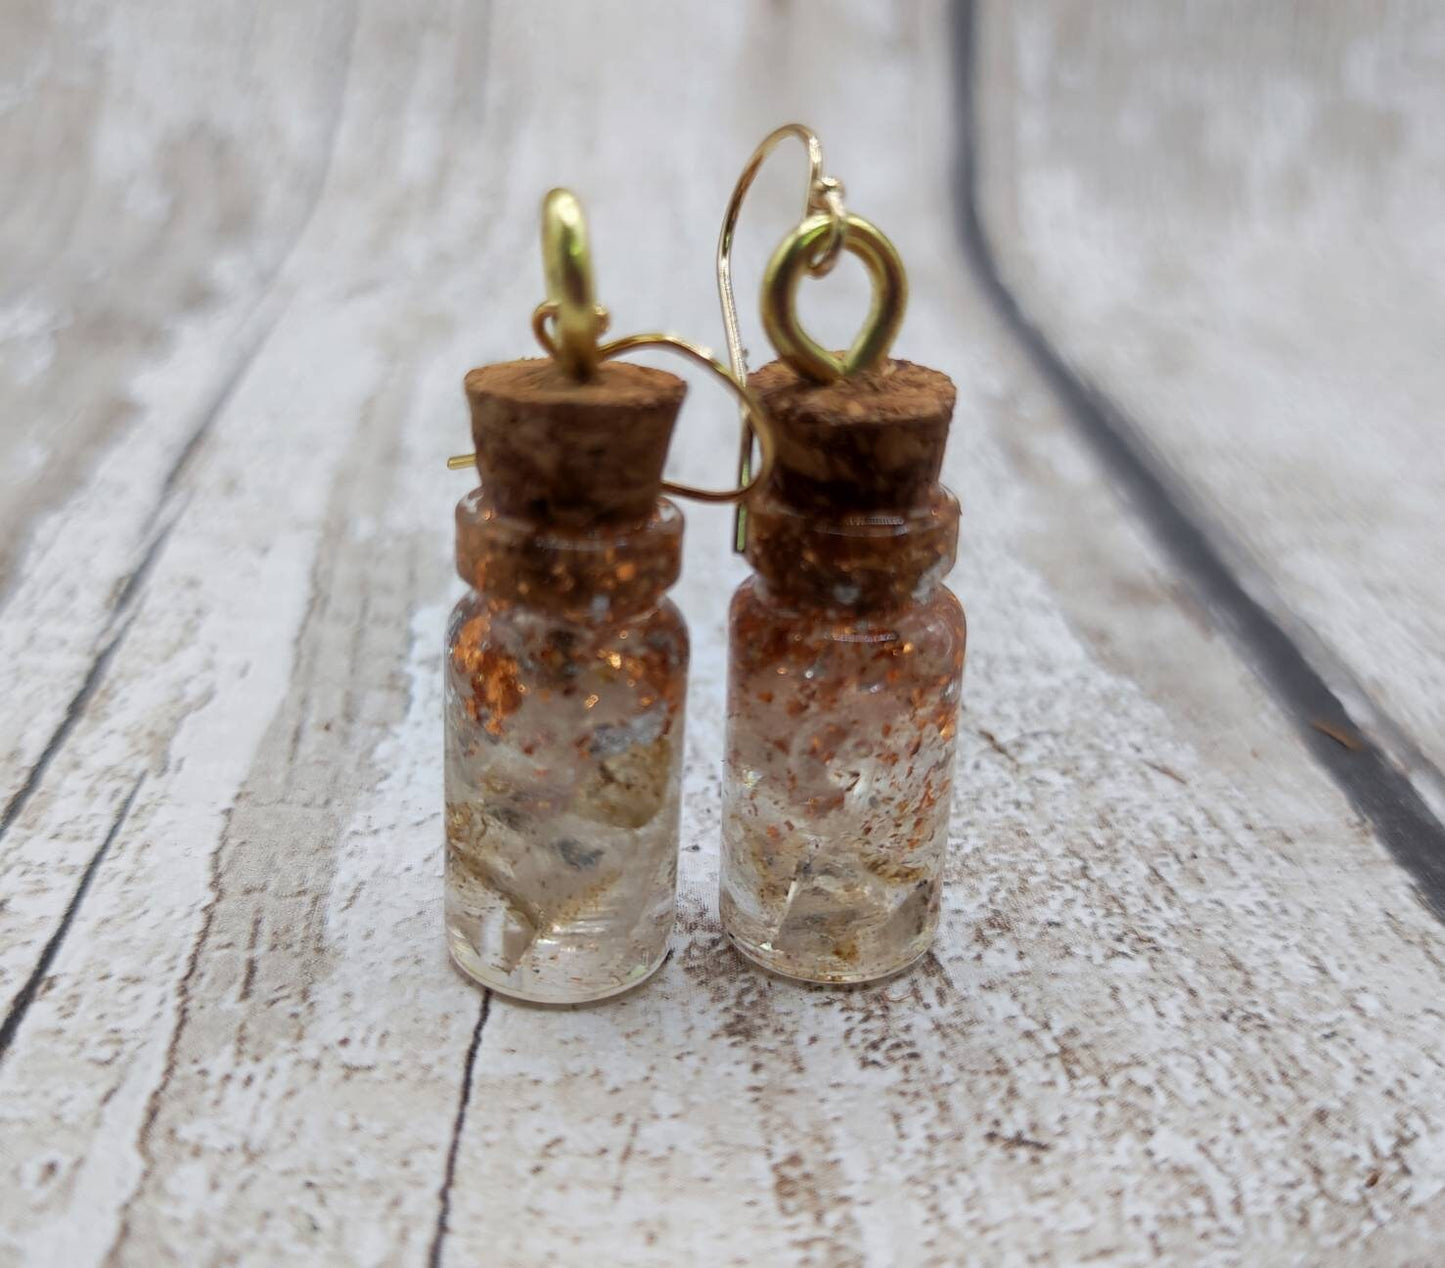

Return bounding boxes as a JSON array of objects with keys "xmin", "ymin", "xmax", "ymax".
[
  {"xmin": 450, "ymin": 189, "xmax": 775, "ymax": 504},
  {"xmin": 599, "ymin": 332, "xmax": 775, "ymax": 504},
  {"xmin": 719, "ymin": 125, "xmax": 911, "ymax": 548},
  {"xmin": 718, "ymin": 124, "xmax": 849, "ymax": 551}
]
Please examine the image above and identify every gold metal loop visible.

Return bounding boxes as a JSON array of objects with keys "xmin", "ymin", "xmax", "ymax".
[
  {"xmin": 810, "ymin": 175, "xmax": 848, "ymax": 279},
  {"xmin": 597, "ymin": 332, "xmax": 775, "ymax": 505},
  {"xmin": 540, "ymin": 188, "xmax": 607, "ymax": 379},
  {"xmin": 532, "ymin": 299, "xmax": 610, "ymax": 361},
  {"xmin": 761, "ymin": 212, "xmax": 908, "ymax": 384},
  {"xmin": 716, "ymin": 123, "xmax": 849, "ymax": 550}
]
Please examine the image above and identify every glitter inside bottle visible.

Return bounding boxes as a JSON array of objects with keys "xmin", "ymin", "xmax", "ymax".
[
  {"xmin": 720, "ymin": 358, "xmax": 965, "ymax": 983},
  {"xmin": 445, "ymin": 359, "xmax": 689, "ymax": 1003}
]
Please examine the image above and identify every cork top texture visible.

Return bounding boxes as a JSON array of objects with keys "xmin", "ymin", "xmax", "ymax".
[
  {"xmin": 465, "ymin": 358, "xmax": 687, "ymax": 526},
  {"xmin": 749, "ymin": 357, "xmax": 956, "ymax": 512}
]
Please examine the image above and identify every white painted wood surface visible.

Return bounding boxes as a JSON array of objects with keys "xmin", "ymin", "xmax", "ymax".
[
  {"xmin": 1, "ymin": 3, "xmax": 1442, "ymax": 1265},
  {"xmin": 976, "ymin": 1, "xmax": 1445, "ymax": 797}
]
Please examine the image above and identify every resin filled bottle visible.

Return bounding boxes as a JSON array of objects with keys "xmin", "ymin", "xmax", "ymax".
[
  {"xmin": 720, "ymin": 358, "xmax": 965, "ymax": 983},
  {"xmin": 445, "ymin": 359, "xmax": 689, "ymax": 1003}
]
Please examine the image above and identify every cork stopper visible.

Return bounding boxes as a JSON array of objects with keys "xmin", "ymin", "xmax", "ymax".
[
  {"xmin": 749, "ymin": 357, "xmax": 955, "ymax": 512},
  {"xmin": 465, "ymin": 358, "xmax": 687, "ymax": 526}
]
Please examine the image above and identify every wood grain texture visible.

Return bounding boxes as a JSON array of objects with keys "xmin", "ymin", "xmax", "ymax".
[
  {"xmin": 974, "ymin": 0, "xmax": 1445, "ymax": 804},
  {"xmin": 1, "ymin": 3, "xmax": 1442, "ymax": 1265}
]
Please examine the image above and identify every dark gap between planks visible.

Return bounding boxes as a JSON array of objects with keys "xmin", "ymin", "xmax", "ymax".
[{"xmin": 949, "ymin": 0, "xmax": 1445, "ymax": 921}]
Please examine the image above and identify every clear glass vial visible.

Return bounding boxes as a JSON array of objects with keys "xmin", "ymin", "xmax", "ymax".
[
  {"xmin": 720, "ymin": 358, "xmax": 966, "ymax": 983},
  {"xmin": 445, "ymin": 360, "xmax": 688, "ymax": 1003}
]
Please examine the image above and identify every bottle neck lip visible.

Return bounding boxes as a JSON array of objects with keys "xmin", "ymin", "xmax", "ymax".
[
  {"xmin": 455, "ymin": 490, "xmax": 683, "ymax": 621},
  {"xmin": 743, "ymin": 486, "xmax": 960, "ymax": 613}
]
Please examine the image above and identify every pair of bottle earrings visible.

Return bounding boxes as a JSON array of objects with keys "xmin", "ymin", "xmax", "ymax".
[{"xmin": 443, "ymin": 125, "xmax": 966, "ymax": 1004}]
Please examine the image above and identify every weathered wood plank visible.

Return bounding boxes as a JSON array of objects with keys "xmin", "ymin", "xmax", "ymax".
[
  {"xmin": 0, "ymin": 0, "xmax": 354, "ymax": 851},
  {"xmin": 1, "ymin": 4, "xmax": 493, "ymax": 1263},
  {"xmin": 974, "ymin": 0, "xmax": 1445, "ymax": 798},
  {"xmin": 0, "ymin": 3, "xmax": 1442, "ymax": 1266}
]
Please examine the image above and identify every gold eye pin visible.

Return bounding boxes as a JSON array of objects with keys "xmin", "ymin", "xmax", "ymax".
[{"xmin": 449, "ymin": 188, "xmax": 775, "ymax": 505}]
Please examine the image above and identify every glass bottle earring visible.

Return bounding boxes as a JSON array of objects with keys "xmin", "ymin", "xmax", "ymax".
[
  {"xmin": 715, "ymin": 127, "xmax": 967, "ymax": 985},
  {"xmin": 443, "ymin": 189, "xmax": 770, "ymax": 1004}
]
